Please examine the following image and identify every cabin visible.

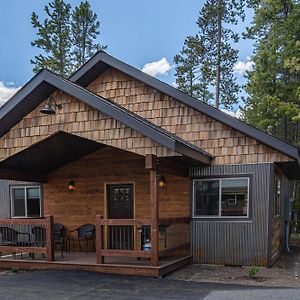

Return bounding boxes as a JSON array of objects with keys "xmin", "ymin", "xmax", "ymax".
[{"xmin": 0, "ymin": 52, "xmax": 299, "ymax": 277}]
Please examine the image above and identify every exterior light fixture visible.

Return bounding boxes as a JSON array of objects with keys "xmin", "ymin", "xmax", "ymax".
[
  {"xmin": 40, "ymin": 96, "xmax": 63, "ymax": 115},
  {"xmin": 67, "ymin": 180, "xmax": 76, "ymax": 192},
  {"xmin": 158, "ymin": 175, "xmax": 166, "ymax": 188}
]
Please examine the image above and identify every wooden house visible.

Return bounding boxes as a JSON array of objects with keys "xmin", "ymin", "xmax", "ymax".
[{"xmin": 0, "ymin": 52, "xmax": 299, "ymax": 277}]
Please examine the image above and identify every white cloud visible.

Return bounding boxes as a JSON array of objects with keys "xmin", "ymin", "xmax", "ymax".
[
  {"xmin": 142, "ymin": 57, "xmax": 171, "ymax": 77},
  {"xmin": 0, "ymin": 82, "xmax": 21, "ymax": 106},
  {"xmin": 233, "ymin": 60, "xmax": 254, "ymax": 75},
  {"xmin": 221, "ymin": 108, "xmax": 243, "ymax": 119},
  {"xmin": 171, "ymin": 82, "xmax": 178, "ymax": 88}
]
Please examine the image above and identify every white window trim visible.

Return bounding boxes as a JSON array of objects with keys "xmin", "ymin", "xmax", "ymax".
[
  {"xmin": 193, "ymin": 177, "xmax": 250, "ymax": 219},
  {"xmin": 10, "ymin": 185, "xmax": 42, "ymax": 218}
]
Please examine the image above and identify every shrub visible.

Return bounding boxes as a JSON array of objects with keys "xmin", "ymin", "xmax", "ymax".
[{"xmin": 248, "ymin": 266, "xmax": 259, "ymax": 278}]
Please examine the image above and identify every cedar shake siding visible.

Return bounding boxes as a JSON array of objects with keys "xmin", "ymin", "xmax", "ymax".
[
  {"xmin": 87, "ymin": 67, "xmax": 294, "ymax": 165},
  {"xmin": 0, "ymin": 92, "xmax": 177, "ymax": 161}
]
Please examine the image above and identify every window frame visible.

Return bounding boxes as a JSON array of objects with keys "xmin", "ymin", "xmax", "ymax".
[
  {"xmin": 192, "ymin": 176, "xmax": 250, "ymax": 219},
  {"xmin": 10, "ymin": 185, "xmax": 42, "ymax": 219}
]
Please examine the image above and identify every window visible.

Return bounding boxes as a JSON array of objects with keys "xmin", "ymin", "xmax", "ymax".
[
  {"xmin": 193, "ymin": 177, "xmax": 249, "ymax": 218},
  {"xmin": 11, "ymin": 186, "xmax": 41, "ymax": 218},
  {"xmin": 274, "ymin": 178, "xmax": 281, "ymax": 216}
]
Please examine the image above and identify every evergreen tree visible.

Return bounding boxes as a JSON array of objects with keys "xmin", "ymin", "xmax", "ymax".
[
  {"xmin": 174, "ymin": 36, "xmax": 213, "ymax": 102},
  {"xmin": 31, "ymin": 0, "xmax": 72, "ymax": 77},
  {"xmin": 31, "ymin": 0, "xmax": 105, "ymax": 77},
  {"xmin": 71, "ymin": 1, "xmax": 106, "ymax": 69},
  {"xmin": 174, "ymin": 0, "xmax": 246, "ymax": 109},
  {"xmin": 243, "ymin": 0, "xmax": 300, "ymax": 147}
]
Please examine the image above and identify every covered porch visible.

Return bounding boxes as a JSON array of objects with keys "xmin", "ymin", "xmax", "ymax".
[
  {"xmin": 0, "ymin": 131, "xmax": 205, "ymax": 276},
  {"xmin": 0, "ymin": 217, "xmax": 190, "ymax": 277}
]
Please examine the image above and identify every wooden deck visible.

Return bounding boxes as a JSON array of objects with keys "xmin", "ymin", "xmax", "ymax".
[{"xmin": 0, "ymin": 252, "xmax": 191, "ymax": 277}]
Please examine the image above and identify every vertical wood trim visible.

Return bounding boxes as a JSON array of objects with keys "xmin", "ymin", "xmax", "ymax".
[
  {"xmin": 96, "ymin": 215, "xmax": 104, "ymax": 264},
  {"xmin": 45, "ymin": 215, "xmax": 54, "ymax": 262},
  {"xmin": 145, "ymin": 154, "xmax": 156, "ymax": 170},
  {"xmin": 146, "ymin": 154, "xmax": 159, "ymax": 267},
  {"xmin": 104, "ymin": 183, "xmax": 108, "ymax": 250}
]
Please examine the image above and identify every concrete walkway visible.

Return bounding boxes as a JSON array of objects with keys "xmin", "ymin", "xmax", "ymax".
[{"xmin": 0, "ymin": 270, "xmax": 299, "ymax": 300}]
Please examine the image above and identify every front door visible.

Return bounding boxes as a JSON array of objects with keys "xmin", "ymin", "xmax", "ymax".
[{"xmin": 107, "ymin": 184, "xmax": 134, "ymax": 250}]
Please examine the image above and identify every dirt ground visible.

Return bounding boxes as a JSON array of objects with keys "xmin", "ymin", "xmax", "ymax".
[{"xmin": 168, "ymin": 244, "xmax": 300, "ymax": 288}]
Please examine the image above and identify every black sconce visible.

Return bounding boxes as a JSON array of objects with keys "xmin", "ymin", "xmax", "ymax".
[
  {"xmin": 40, "ymin": 96, "xmax": 63, "ymax": 115},
  {"xmin": 67, "ymin": 180, "xmax": 76, "ymax": 192},
  {"xmin": 158, "ymin": 175, "xmax": 166, "ymax": 188}
]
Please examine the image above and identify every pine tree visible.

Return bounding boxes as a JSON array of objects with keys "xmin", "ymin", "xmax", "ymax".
[
  {"xmin": 31, "ymin": 0, "xmax": 72, "ymax": 77},
  {"xmin": 71, "ymin": 1, "xmax": 106, "ymax": 69},
  {"xmin": 243, "ymin": 0, "xmax": 300, "ymax": 147},
  {"xmin": 31, "ymin": 0, "xmax": 105, "ymax": 77},
  {"xmin": 174, "ymin": 0, "xmax": 246, "ymax": 109},
  {"xmin": 174, "ymin": 36, "xmax": 213, "ymax": 102}
]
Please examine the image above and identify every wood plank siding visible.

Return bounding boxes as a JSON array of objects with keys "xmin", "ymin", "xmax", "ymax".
[
  {"xmin": 87, "ymin": 67, "xmax": 293, "ymax": 165},
  {"xmin": 43, "ymin": 147, "xmax": 189, "ymax": 233}
]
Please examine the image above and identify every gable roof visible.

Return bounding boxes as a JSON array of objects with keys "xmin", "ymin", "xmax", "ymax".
[
  {"xmin": 0, "ymin": 69, "xmax": 212, "ymax": 165},
  {"xmin": 69, "ymin": 51, "xmax": 300, "ymax": 164}
]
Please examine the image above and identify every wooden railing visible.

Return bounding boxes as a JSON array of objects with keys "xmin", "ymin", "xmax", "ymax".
[
  {"xmin": 158, "ymin": 217, "xmax": 190, "ymax": 257},
  {"xmin": 95, "ymin": 215, "xmax": 190, "ymax": 265},
  {"xmin": 0, "ymin": 216, "xmax": 54, "ymax": 261},
  {"xmin": 96, "ymin": 216, "xmax": 152, "ymax": 264}
]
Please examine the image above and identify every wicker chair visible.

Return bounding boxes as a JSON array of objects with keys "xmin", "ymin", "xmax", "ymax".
[
  {"xmin": 66, "ymin": 224, "xmax": 95, "ymax": 253},
  {"xmin": 31, "ymin": 224, "xmax": 65, "ymax": 259},
  {"xmin": 53, "ymin": 223, "xmax": 65, "ymax": 258}
]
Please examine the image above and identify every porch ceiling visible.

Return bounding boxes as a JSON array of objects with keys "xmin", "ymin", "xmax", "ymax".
[{"xmin": 0, "ymin": 131, "xmax": 104, "ymax": 174}]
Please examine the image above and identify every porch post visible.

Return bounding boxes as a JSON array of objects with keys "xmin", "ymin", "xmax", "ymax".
[
  {"xmin": 96, "ymin": 215, "xmax": 104, "ymax": 264},
  {"xmin": 45, "ymin": 215, "xmax": 54, "ymax": 261},
  {"xmin": 145, "ymin": 154, "xmax": 159, "ymax": 267}
]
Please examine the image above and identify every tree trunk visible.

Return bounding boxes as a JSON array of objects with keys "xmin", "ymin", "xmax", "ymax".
[
  {"xmin": 215, "ymin": 0, "xmax": 222, "ymax": 109},
  {"xmin": 189, "ymin": 69, "xmax": 193, "ymax": 97},
  {"xmin": 82, "ymin": 25, "xmax": 87, "ymax": 65}
]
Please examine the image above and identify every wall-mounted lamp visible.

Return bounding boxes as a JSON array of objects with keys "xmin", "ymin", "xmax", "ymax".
[
  {"xmin": 67, "ymin": 180, "xmax": 76, "ymax": 192},
  {"xmin": 40, "ymin": 96, "xmax": 63, "ymax": 115},
  {"xmin": 158, "ymin": 175, "xmax": 166, "ymax": 188}
]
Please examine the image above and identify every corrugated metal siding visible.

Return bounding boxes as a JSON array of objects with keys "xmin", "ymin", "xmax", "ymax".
[
  {"xmin": 190, "ymin": 163, "xmax": 272, "ymax": 266},
  {"xmin": 0, "ymin": 180, "xmax": 39, "ymax": 218}
]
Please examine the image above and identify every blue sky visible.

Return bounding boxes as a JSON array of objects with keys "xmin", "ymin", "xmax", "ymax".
[{"xmin": 0, "ymin": 0, "xmax": 254, "ymax": 112}]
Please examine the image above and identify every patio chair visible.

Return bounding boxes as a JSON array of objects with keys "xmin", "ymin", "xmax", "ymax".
[
  {"xmin": 31, "ymin": 226, "xmax": 46, "ymax": 260},
  {"xmin": 0, "ymin": 226, "xmax": 31, "ymax": 259},
  {"xmin": 66, "ymin": 224, "xmax": 95, "ymax": 253},
  {"xmin": 53, "ymin": 223, "xmax": 65, "ymax": 258},
  {"xmin": 31, "ymin": 224, "xmax": 65, "ymax": 259},
  {"xmin": 31, "ymin": 226, "xmax": 46, "ymax": 248}
]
